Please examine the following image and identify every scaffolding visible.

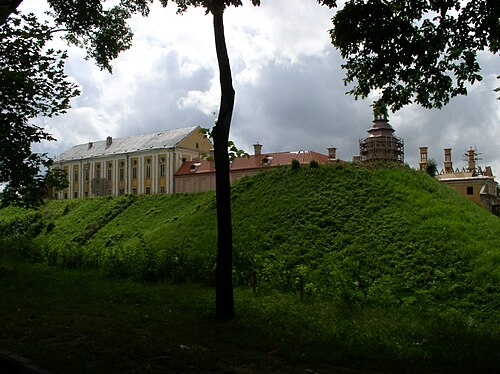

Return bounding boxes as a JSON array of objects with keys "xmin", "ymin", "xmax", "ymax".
[{"xmin": 359, "ymin": 135, "xmax": 404, "ymax": 163}]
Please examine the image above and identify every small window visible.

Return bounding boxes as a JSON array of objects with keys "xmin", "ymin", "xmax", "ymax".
[
  {"xmin": 196, "ymin": 142, "xmax": 199, "ymax": 149},
  {"xmin": 146, "ymin": 187, "xmax": 151, "ymax": 195},
  {"xmin": 160, "ymin": 187, "xmax": 165, "ymax": 194},
  {"xmin": 467, "ymin": 186, "xmax": 474, "ymax": 195},
  {"xmin": 132, "ymin": 188, "xmax": 137, "ymax": 195},
  {"xmin": 74, "ymin": 191, "xmax": 78, "ymax": 198}
]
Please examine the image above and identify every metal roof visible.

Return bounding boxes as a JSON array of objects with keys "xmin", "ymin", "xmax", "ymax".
[{"xmin": 54, "ymin": 125, "xmax": 199, "ymax": 162}]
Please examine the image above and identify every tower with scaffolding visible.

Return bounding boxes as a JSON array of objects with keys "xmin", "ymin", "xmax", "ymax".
[{"xmin": 358, "ymin": 113, "xmax": 404, "ymax": 163}]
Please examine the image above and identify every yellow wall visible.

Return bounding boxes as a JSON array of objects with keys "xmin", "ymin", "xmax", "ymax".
[{"xmin": 177, "ymin": 129, "xmax": 213, "ymax": 154}]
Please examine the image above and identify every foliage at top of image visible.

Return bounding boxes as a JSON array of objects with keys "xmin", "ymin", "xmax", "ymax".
[
  {"xmin": 0, "ymin": 11, "xmax": 79, "ymax": 207},
  {"xmin": 331, "ymin": 0, "xmax": 499, "ymax": 110}
]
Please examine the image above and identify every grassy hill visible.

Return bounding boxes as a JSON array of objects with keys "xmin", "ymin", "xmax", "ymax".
[{"xmin": 1, "ymin": 163, "xmax": 499, "ymax": 318}]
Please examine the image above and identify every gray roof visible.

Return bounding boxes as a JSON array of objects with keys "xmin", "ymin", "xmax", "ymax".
[{"xmin": 55, "ymin": 125, "xmax": 200, "ymax": 162}]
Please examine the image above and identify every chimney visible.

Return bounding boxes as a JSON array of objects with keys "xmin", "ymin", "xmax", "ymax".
[
  {"xmin": 444, "ymin": 148, "xmax": 453, "ymax": 173},
  {"xmin": 327, "ymin": 146, "xmax": 337, "ymax": 160},
  {"xmin": 253, "ymin": 143, "xmax": 262, "ymax": 156},
  {"xmin": 419, "ymin": 146, "xmax": 428, "ymax": 171},
  {"xmin": 106, "ymin": 136, "xmax": 113, "ymax": 147},
  {"xmin": 467, "ymin": 147, "xmax": 476, "ymax": 172},
  {"xmin": 88, "ymin": 142, "xmax": 93, "ymax": 150}
]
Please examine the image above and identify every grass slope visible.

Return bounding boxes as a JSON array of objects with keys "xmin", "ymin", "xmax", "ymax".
[
  {"xmin": 2, "ymin": 163, "xmax": 499, "ymax": 317},
  {"xmin": 1, "ymin": 163, "xmax": 500, "ymax": 372}
]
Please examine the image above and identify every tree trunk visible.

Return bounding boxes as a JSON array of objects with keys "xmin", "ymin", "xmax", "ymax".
[{"xmin": 212, "ymin": 8, "xmax": 235, "ymax": 320}]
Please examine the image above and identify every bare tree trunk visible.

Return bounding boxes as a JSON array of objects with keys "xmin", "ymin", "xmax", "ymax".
[{"xmin": 212, "ymin": 8, "xmax": 235, "ymax": 320}]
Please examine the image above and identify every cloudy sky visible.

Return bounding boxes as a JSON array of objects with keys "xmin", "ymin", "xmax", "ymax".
[{"xmin": 22, "ymin": 0, "xmax": 500, "ymax": 174}]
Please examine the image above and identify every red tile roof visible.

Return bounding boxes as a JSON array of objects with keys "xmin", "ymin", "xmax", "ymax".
[{"xmin": 175, "ymin": 150, "xmax": 333, "ymax": 176}]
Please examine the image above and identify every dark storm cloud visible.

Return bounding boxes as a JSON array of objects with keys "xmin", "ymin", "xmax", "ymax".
[{"xmin": 231, "ymin": 52, "xmax": 373, "ymax": 161}]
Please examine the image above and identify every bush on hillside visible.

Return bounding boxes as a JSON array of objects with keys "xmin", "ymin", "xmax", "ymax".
[{"xmin": 1, "ymin": 164, "xmax": 499, "ymax": 318}]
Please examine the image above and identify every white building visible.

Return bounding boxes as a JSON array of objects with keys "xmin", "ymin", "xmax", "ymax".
[{"xmin": 52, "ymin": 126, "xmax": 212, "ymax": 199}]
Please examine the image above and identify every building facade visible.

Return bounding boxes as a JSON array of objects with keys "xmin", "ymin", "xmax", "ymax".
[
  {"xmin": 52, "ymin": 126, "xmax": 212, "ymax": 199},
  {"xmin": 174, "ymin": 144, "xmax": 339, "ymax": 193},
  {"xmin": 420, "ymin": 147, "xmax": 500, "ymax": 216}
]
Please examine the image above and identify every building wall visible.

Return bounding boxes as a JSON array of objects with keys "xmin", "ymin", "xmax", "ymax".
[
  {"xmin": 438, "ymin": 177, "xmax": 500, "ymax": 215},
  {"xmin": 175, "ymin": 168, "xmax": 267, "ymax": 194},
  {"xmin": 53, "ymin": 149, "xmax": 189, "ymax": 199},
  {"xmin": 440, "ymin": 179, "xmax": 485, "ymax": 205},
  {"xmin": 52, "ymin": 129, "xmax": 211, "ymax": 199}
]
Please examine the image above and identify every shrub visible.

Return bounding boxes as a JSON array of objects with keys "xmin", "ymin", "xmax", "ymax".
[
  {"xmin": 291, "ymin": 159, "xmax": 301, "ymax": 170},
  {"xmin": 309, "ymin": 160, "xmax": 319, "ymax": 169}
]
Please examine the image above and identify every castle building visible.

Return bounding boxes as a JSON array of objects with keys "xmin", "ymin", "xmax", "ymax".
[
  {"xmin": 420, "ymin": 147, "xmax": 500, "ymax": 216},
  {"xmin": 358, "ymin": 113, "xmax": 404, "ymax": 163},
  {"xmin": 174, "ymin": 144, "xmax": 338, "ymax": 193},
  {"xmin": 52, "ymin": 126, "xmax": 212, "ymax": 199}
]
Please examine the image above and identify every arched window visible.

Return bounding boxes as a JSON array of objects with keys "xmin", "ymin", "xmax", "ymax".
[
  {"xmin": 119, "ymin": 162, "xmax": 125, "ymax": 181},
  {"xmin": 107, "ymin": 162, "xmax": 112, "ymax": 181},
  {"xmin": 159, "ymin": 157, "xmax": 165, "ymax": 177}
]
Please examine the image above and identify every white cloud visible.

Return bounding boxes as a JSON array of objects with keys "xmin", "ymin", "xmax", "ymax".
[{"xmin": 18, "ymin": 0, "xmax": 500, "ymax": 176}]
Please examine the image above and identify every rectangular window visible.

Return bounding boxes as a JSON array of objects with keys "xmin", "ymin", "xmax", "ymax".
[
  {"xmin": 160, "ymin": 187, "xmax": 165, "ymax": 194},
  {"xmin": 467, "ymin": 186, "xmax": 474, "ymax": 195},
  {"xmin": 74, "ymin": 191, "xmax": 78, "ymax": 198},
  {"xmin": 132, "ymin": 163, "xmax": 137, "ymax": 180},
  {"xmin": 119, "ymin": 167, "xmax": 124, "ymax": 181},
  {"xmin": 145, "ymin": 159, "xmax": 151, "ymax": 179},
  {"xmin": 73, "ymin": 169, "xmax": 79, "ymax": 183},
  {"xmin": 132, "ymin": 188, "xmax": 137, "ymax": 195},
  {"xmin": 119, "ymin": 189, "xmax": 125, "ymax": 195},
  {"xmin": 107, "ymin": 168, "xmax": 112, "ymax": 181},
  {"xmin": 146, "ymin": 187, "xmax": 151, "ymax": 195},
  {"xmin": 85, "ymin": 169, "xmax": 89, "ymax": 181},
  {"xmin": 160, "ymin": 163, "xmax": 165, "ymax": 177}
]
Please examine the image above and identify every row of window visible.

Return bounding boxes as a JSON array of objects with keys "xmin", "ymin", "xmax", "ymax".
[{"xmin": 66, "ymin": 158, "xmax": 167, "ymax": 184}]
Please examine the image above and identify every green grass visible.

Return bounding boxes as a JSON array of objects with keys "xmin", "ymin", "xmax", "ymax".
[
  {"xmin": 1, "ymin": 162, "xmax": 500, "ymax": 372},
  {"xmin": 2, "ymin": 163, "xmax": 499, "ymax": 314},
  {"xmin": 1, "ymin": 257, "xmax": 499, "ymax": 373}
]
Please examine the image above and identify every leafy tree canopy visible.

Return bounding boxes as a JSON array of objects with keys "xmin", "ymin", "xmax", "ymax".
[
  {"xmin": 331, "ymin": 0, "xmax": 499, "ymax": 111},
  {"xmin": 0, "ymin": 11, "xmax": 79, "ymax": 207}
]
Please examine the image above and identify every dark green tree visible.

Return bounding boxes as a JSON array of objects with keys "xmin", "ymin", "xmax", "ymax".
[
  {"xmin": 0, "ymin": 11, "xmax": 79, "ymax": 207},
  {"xmin": 425, "ymin": 159, "xmax": 438, "ymax": 177},
  {"xmin": 330, "ymin": 0, "xmax": 499, "ymax": 110}
]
